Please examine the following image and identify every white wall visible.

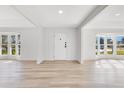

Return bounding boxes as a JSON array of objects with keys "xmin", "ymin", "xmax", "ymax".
[
  {"xmin": 0, "ymin": 27, "xmax": 44, "ymax": 62},
  {"xmin": 0, "ymin": 27, "xmax": 82, "ymax": 63},
  {"xmin": 43, "ymin": 28, "xmax": 80, "ymax": 62},
  {"xmin": 81, "ymin": 28, "xmax": 124, "ymax": 61},
  {"xmin": 81, "ymin": 28, "xmax": 96, "ymax": 61},
  {"xmin": 77, "ymin": 28, "xmax": 81, "ymax": 62}
]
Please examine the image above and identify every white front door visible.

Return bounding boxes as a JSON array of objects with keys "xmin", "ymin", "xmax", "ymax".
[{"xmin": 54, "ymin": 33, "xmax": 66, "ymax": 60}]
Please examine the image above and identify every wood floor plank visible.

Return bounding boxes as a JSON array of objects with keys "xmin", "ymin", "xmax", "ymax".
[{"xmin": 0, "ymin": 59, "xmax": 124, "ymax": 87}]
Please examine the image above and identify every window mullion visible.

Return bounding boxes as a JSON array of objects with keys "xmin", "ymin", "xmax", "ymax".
[
  {"xmin": 104, "ymin": 36, "xmax": 107, "ymax": 55},
  {"xmin": 113, "ymin": 35, "xmax": 116, "ymax": 55},
  {"xmin": 98, "ymin": 36, "xmax": 100, "ymax": 55}
]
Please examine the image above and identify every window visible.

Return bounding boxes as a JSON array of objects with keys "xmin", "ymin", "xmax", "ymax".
[
  {"xmin": 96, "ymin": 37, "xmax": 98, "ymax": 55},
  {"xmin": 116, "ymin": 36, "xmax": 124, "ymax": 55},
  {"xmin": 96, "ymin": 35, "xmax": 105, "ymax": 55},
  {"xmin": 107, "ymin": 36, "xmax": 113, "ymax": 55},
  {"xmin": 99, "ymin": 36, "xmax": 104, "ymax": 54},
  {"xmin": 17, "ymin": 34, "xmax": 21, "ymax": 55},
  {"xmin": 10, "ymin": 35, "xmax": 16, "ymax": 55},
  {"xmin": 96, "ymin": 34, "xmax": 124, "ymax": 56},
  {"xmin": 0, "ymin": 33, "xmax": 21, "ymax": 57},
  {"xmin": 2, "ymin": 35, "xmax": 8, "ymax": 55}
]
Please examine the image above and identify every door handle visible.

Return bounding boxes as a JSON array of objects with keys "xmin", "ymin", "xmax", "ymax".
[{"xmin": 65, "ymin": 42, "xmax": 67, "ymax": 48}]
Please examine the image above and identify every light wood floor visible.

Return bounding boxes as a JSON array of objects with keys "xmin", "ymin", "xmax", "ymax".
[{"xmin": 1, "ymin": 59, "xmax": 124, "ymax": 88}]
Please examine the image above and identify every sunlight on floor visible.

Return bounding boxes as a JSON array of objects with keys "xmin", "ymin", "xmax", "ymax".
[
  {"xmin": 0, "ymin": 60, "xmax": 14, "ymax": 63},
  {"xmin": 0, "ymin": 60, "xmax": 22, "ymax": 81},
  {"xmin": 95, "ymin": 59, "xmax": 124, "ymax": 68}
]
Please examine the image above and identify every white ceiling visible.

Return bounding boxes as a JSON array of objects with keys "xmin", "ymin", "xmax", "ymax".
[
  {"xmin": 0, "ymin": 6, "xmax": 35, "ymax": 27},
  {"xmin": 1, "ymin": 5, "xmax": 124, "ymax": 29},
  {"xmin": 15, "ymin": 5, "xmax": 96, "ymax": 28},
  {"xmin": 83, "ymin": 5, "xmax": 124, "ymax": 29}
]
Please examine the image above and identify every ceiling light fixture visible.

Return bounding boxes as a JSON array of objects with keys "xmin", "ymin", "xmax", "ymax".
[
  {"xmin": 115, "ymin": 13, "xmax": 120, "ymax": 16},
  {"xmin": 58, "ymin": 10, "xmax": 63, "ymax": 14}
]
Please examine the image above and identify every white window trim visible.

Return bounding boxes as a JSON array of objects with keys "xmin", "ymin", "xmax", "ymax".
[
  {"xmin": 96, "ymin": 33, "xmax": 124, "ymax": 59},
  {"xmin": 0, "ymin": 32, "xmax": 21, "ymax": 60}
]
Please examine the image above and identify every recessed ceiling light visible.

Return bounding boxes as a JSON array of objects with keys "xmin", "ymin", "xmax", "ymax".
[
  {"xmin": 58, "ymin": 10, "xmax": 63, "ymax": 14},
  {"xmin": 115, "ymin": 13, "xmax": 120, "ymax": 16}
]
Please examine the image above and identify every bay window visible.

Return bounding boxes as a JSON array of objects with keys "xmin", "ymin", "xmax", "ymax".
[{"xmin": 96, "ymin": 34, "xmax": 124, "ymax": 56}]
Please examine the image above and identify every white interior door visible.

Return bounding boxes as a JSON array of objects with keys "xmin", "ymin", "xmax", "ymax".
[{"xmin": 54, "ymin": 33, "xmax": 66, "ymax": 60}]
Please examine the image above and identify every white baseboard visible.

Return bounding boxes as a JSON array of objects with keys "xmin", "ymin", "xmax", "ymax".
[{"xmin": 42, "ymin": 60, "xmax": 80, "ymax": 64}]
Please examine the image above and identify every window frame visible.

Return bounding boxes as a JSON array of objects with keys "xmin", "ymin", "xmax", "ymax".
[
  {"xmin": 96, "ymin": 34, "xmax": 124, "ymax": 56},
  {"xmin": 0, "ymin": 32, "xmax": 21, "ymax": 58}
]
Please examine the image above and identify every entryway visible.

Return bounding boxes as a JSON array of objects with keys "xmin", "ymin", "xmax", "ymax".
[{"xmin": 54, "ymin": 33, "xmax": 67, "ymax": 60}]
